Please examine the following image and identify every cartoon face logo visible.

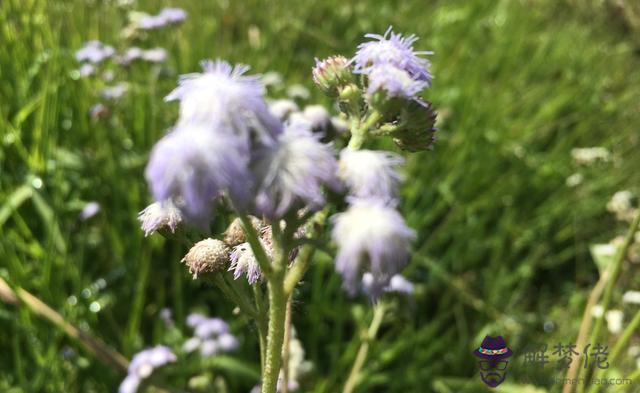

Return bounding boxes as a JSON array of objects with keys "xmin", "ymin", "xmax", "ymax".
[{"xmin": 472, "ymin": 335, "xmax": 513, "ymax": 388}]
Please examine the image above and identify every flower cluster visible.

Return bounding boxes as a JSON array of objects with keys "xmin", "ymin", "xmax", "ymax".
[
  {"xmin": 75, "ymin": 7, "xmax": 187, "ymax": 124},
  {"xmin": 119, "ymin": 346, "xmax": 177, "ymax": 393},
  {"xmin": 136, "ymin": 26, "xmax": 437, "ymax": 392},
  {"xmin": 76, "ymin": 41, "xmax": 115, "ymax": 64},
  {"xmin": 145, "ymin": 59, "xmax": 340, "ymax": 224},
  {"xmin": 183, "ymin": 314, "xmax": 239, "ymax": 357},
  {"xmin": 138, "ymin": 7, "xmax": 188, "ymax": 30}
]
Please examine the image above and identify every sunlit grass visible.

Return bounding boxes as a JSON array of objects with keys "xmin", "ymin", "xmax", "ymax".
[{"xmin": 1, "ymin": 0, "xmax": 639, "ymax": 391}]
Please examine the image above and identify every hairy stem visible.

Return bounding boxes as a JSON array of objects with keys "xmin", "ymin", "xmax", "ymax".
[
  {"xmin": 347, "ymin": 110, "xmax": 381, "ymax": 150},
  {"xmin": 281, "ymin": 296, "xmax": 293, "ymax": 393},
  {"xmin": 261, "ymin": 273, "xmax": 287, "ymax": 393},
  {"xmin": 254, "ymin": 284, "xmax": 268, "ymax": 371},
  {"xmin": 343, "ymin": 302, "xmax": 387, "ymax": 393}
]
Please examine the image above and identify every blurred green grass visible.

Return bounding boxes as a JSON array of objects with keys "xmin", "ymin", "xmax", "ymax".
[{"xmin": 1, "ymin": 0, "xmax": 639, "ymax": 392}]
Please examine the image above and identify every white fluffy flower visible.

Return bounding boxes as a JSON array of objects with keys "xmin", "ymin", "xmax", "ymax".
[
  {"xmin": 338, "ymin": 149, "xmax": 404, "ymax": 203},
  {"xmin": 252, "ymin": 121, "xmax": 340, "ymax": 218},
  {"xmin": 137, "ymin": 200, "xmax": 183, "ymax": 236},
  {"xmin": 331, "ymin": 199, "xmax": 415, "ymax": 295}
]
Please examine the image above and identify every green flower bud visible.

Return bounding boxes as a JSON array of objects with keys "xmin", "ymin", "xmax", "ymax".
[
  {"xmin": 312, "ymin": 56, "xmax": 353, "ymax": 96},
  {"xmin": 391, "ymin": 100, "xmax": 437, "ymax": 152}
]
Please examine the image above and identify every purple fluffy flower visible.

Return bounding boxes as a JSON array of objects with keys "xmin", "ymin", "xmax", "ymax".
[
  {"xmin": 353, "ymin": 27, "xmax": 432, "ymax": 84},
  {"xmin": 229, "ymin": 242, "xmax": 265, "ymax": 284},
  {"xmin": 366, "ymin": 63, "xmax": 428, "ymax": 99},
  {"xmin": 144, "ymin": 122, "xmax": 252, "ymax": 222},
  {"xmin": 138, "ymin": 15, "xmax": 165, "ymax": 30},
  {"xmin": 80, "ymin": 201, "xmax": 101, "ymax": 220},
  {"xmin": 252, "ymin": 120, "xmax": 339, "ymax": 218},
  {"xmin": 159, "ymin": 7, "xmax": 188, "ymax": 24},
  {"xmin": 331, "ymin": 199, "xmax": 415, "ymax": 295},
  {"xmin": 338, "ymin": 149, "xmax": 404, "ymax": 203},
  {"xmin": 217, "ymin": 333, "xmax": 240, "ymax": 351},
  {"xmin": 186, "ymin": 312, "xmax": 207, "ymax": 328},
  {"xmin": 183, "ymin": 314, "xmax": 239, "ymax": 358},
  {"xmin": 101, "ymin": 83, "xmax": 128, "ymax": 100},
  {"xmin": 119, "ymin": 346, "xmax": 177, "ymax": 393},
  {"xmin": 137, "ymin": 200, "xmax": 183, "ymax": 236},
  {"xmin": 79, "ymin": 63, "xmax": 95, "ymax": 77},
  {"xmin": 166, "ymin": 60, "xmax": 282, "ymax": 146},
  {"xmin": 119, "ymin": 47, "xmax": 144, "ymax": 65},
  {"xmin": 76, "ymin": 40, "xmax": 115, "ymax": 64},
  {"xmin": 194, "ymin": 317, "xmax": 230, "ymax": 338}
]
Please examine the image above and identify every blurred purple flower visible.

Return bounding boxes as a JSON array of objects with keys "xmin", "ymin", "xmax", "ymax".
[
  {"xmin": 142, "ymin": 48, "xmax": 168, "ymax": 63},
  {"xmin": 89, "ymin": 103, "xmax": 109, "ymax": 120},
  {"xmin": 183, "ymin": 314, "xmax": 239, "ymax": 358},
  {"xmin": 353, "ymin": 27, "xmax": 432, "ymax": 85},
  {"xmin": 120, "ymin": 47, "xmax": 144, "ymax": 65},
  {"xmin": 217, "ymin": 333, "xmax": 240, "ymax": 352},
  {"xmin": 366, "ymin": 63, "xmax": 428, "ymax": 99},
  {"xmin": 186, "ymin": 313, "xmax": 207, "ymax": 327},
  {"xmin": 194, "ymin": 317, "xmax": 230, "ymax": 338},
  {"xmin": 165, "ymin": 60, "xmax": 282, "ymax": 146},
  {"xmin": 119, "ymin": 346, "xmax": 176, "ymax": 393},
  {"xmin": 80, "ymin": 201, "xmax": 101, "ymax": 220},
  {"xmin": 158, "ymin": 7, "xmax": 187, "ymax": 24},
  {"xmin": 139, "ymin": 7, "xmax": 187, "ymax": 30},
  {"xmin": 338, "ymin": 149, "xmax": 404, "ymax": 203},
  {"xmin": 101, "ymin": 83, "xmax": 128, "ymax": 100},
  {"xmin": 144, "ymin": 122, "xmax": 252, "ymax": 222},
  {"xmin": 76, "ymin": 41, "xmax": 115, "ymax": 64},
  {"xmin": 138, "ymin": 15, "xmax": 166, "ymax": 30},
  {"xmin": 79, "ymin": 63, "xmax": 95, "ymax": 77},
  {"xmin": 331, "ymin": 199, "xmax": 415, "ymax": 295},
  {"xmin": 252, "ymin": 121, "xmax": 339, "ymax": 218}
]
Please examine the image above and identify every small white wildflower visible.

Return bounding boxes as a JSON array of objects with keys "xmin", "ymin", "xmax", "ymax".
[
  {"xmin": 605, "ymin": 310, "xmax": 624, "ymax": 334},
  {"xmin": 571, "ymin": 147, "xmax": 611, "ymax": 166}
]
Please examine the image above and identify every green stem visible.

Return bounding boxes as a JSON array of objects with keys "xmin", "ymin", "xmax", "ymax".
[
  {"xmin": 254, "ymin": 284, "xmax": 268, "ymax": 371},
  {"xmin": 212, "ymin": 275, "xmax": 257, "ymax": 319},
  {"xmin": 283, "ymin": 208, "xmax": 329, "ymax": 295},
  {"xmin": 343, "ymin": 302, "xmax": 387, "ymax": 393},
  {"xmin": 347, "ymin": 110, "xmax": 382, "ymax": 149},
  {"xmin": 261, "ymin": 273, "xmax": 287, "ymax": 393},
  {"xmin": 580, "ymin": 210, "xmax": 640, "ymax": 393},
  {"xmin": 623, "ymin": 368, "xmax": 640, "ymax": 392}
]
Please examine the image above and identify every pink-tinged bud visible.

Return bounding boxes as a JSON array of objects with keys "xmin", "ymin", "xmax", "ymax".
[
  {"xmin": 312, "ymin": 56, "xmax": 353, "ymax": 97},
  {"xmin": 181, "ymin": 238, "xmax": 229, "ymax": 278}
]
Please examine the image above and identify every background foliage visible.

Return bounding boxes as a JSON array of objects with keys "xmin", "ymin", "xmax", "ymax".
[{"xmin": 1, "ymin": 0, "xmax": 639, "ymax": 391}]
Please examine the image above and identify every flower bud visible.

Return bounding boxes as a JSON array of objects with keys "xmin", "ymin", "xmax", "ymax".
[
  {"xmin": 182, "ymin": 238, "xmax": 229, "ymax": 278},
  {"xmin": 223, "ymin": 216, "xmax": 263, "ymax": 246},
  {"xmin": 391, "ymin": 99, "xmax": 437, "ymax": 152},
  {"xmin": 312, "ymin": 56, "xmax": 353, "ymax": 96}
]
